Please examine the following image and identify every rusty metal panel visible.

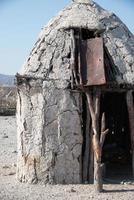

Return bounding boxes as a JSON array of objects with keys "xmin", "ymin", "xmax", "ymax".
[{"xmin": 80, "ymin": 37, "xmax": 106, "ymax": 86}]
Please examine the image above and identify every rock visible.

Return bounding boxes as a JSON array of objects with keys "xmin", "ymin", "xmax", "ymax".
[
  {"xmin": 12, "ymin": 163, "xmax": 17, "ymax": 167},
  {"xmin": 8, "ymin": 172, "xmax": 16, "ymax": 176},
  {"xmin": 66, "ymin": 188, "xmax": 77, "ymax": 193},
  {"xmin": 2, "ymin": 135, "xmax": 8, "ymax": 139},
  {"xmin": 2, "ymin": 165, "xmax": 10, "ymax": 169},
  {"xmin": 70, "ymin": 188, "xmax": 76, "ymax": 193},
  {"xmin": 12, "ymin": 150, "xmax": 17, "ymax": 154}
]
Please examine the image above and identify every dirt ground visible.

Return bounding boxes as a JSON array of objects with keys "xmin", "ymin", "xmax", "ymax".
[{"xmin": 0, "ymin": 116, "xmax": 134, "ymax": 200}]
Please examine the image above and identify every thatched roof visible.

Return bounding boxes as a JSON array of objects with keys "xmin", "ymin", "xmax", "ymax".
[{"xmin": 20, "ymin": 0, "xmax": 134, "ymax": 86}]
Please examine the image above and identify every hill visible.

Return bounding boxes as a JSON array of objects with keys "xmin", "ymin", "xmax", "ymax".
[
  {"xmin": 0, "ymin": 74, "xmax": 15, "ymax": 86},
  {"xmin": 0, "ymin": 86, "xmax": 16, "ymax": 115}
]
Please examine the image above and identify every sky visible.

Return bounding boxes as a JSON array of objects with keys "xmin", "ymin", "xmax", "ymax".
[{"xmin": 0, "ymin": 0, "xmax": 134, "ymax": 75}]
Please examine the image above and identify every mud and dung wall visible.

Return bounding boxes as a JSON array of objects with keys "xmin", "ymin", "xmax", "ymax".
[{"xmin": 17, "ymin": 30, "xmax": 83, "ymax": 184}]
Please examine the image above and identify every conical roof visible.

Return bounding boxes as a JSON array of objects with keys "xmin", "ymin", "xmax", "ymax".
[{"xmin": 20, "ymin": 0, "xmax": 134, "ymax": 86}]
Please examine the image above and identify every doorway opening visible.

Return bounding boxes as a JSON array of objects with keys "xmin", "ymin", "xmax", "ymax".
[{"xmin": 101, "ymin": 92, "xmax": 132, "ymax": 182}]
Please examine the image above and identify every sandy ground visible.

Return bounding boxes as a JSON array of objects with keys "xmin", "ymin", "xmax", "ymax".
[{"xmin": 0, "ymin": 116, "xmax": 134, "ymax": 200}]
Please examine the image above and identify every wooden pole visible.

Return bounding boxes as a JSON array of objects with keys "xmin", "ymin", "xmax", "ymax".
[
  {"xmin": 126, "ymin": 90, "xmax": 134, "ymax": 177},
  {"xmin": 78, "ymin": 30, "xmax": 82, "ymax": 85},
  {"xmin": 89, "ymin": 130, "xmax": 94, "ymax": 183},
  {"xmin": 83, "ymin": 100, "xmax": 90, "ymax": 183},
  {"xmin": 70, "ymin": 29, "xmax": 78, "ymax": 88},
  {"xmin": 85, "ymin": 89, "xmax": 109, "ymax": 192}
]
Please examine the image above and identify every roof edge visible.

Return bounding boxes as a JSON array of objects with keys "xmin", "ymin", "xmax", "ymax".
[{"xmin": 72, "ymin": 0, "xmax": 93, "ymax": 4}]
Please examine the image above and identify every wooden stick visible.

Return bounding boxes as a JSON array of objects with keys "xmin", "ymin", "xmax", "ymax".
[
  {"xmin": 126, "ymin": 90, "xmax": 134, "ymax": 177},
  {"xmin": 83, "ymin": 100, "xmax": 90, "ymax": 183},
  {"xmin": 89, "ymin": 130, "xmax": 94, "ymax": 183},
  {"xmin": 85, "ymin": 89, "xmax": 102, "ymax": 192},
  {"xmin": 85, "ymin": 89, "xmax": 109, "ymax": 192},
  {"xmin": 86, "ymin": 92, "xmax": 95, "ymax": 127},
  {"xmin": 78, "ymin": 30, "xmax": 82, "ymax": 85},
  {"xmin": 100, "ymin": 113, "xmax": 109, "ymax": 148},
  {"xmin": 70, "ymin": 29, "xmax": 79, "ymax": 87}
]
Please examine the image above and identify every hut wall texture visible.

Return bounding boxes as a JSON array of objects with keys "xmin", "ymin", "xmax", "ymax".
[{"xmin": 17, "ymin": 30, "xmax": 83, "ymax": 184}]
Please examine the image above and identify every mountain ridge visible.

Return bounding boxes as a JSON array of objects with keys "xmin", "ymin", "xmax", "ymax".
[{"xmin": 0, "ymin": 74, "xmax": 15, "ymax": 86}]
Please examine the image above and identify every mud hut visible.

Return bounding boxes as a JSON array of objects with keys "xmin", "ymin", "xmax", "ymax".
[{"xmin": 16, "ymin": 0, "xmax": 134, "ymax": 191}]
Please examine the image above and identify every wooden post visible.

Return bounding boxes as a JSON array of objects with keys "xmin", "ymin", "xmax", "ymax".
[
  {"xmin": 126, "ymin": 90, "xmax": 134, "ymax": 177},
  {"xmin": 83, "ymin": 99, "xmax": 90, "ymax": 183},
  {"xmin": 89, "ymin": 130, "xmax": 94, "ymax": 183},
  {"xmin": 78, "ymin": 30, "xmax": 83, "ymax": 85},
  {"xmin": 85, "ymin": 89, "xmax": 109, "ymax": 192},
  {"xmin": 70, "ymin": 29, "xmax": 78, "ymax": 88}
]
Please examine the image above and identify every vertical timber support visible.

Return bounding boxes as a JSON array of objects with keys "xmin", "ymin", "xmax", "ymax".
[
  {"xmin": 70, "ymin": 29, "xmax": 78, "ymax": 88},
  {"xmin": 126, "ymin": 90, "xmax": 134, "ymax": 177},
  {"xmin": 85, "ymin": 88, "xmax": 109, "ymax": 192},
  {"xmin": 88, "ymin": 129, "xmax": 94, "ymax": 183},
  {"xmin": 82, "ymin": 98, "xmax": 90, "ymax": 183}
]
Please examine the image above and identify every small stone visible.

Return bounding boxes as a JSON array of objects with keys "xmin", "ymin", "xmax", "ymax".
[
  {"xmin": 12, "ymin": 150, "xmax": 17, "ymax": 154},
  {"xmin": 12, "ymin": 163, "xmax": 17, "ymax": 167},
  {"xmin": 2, "ymin": 165, "xmax": 10, "ymax": 169},
  {"xmin": 8, "ymin": 172, "xmax": 16, "ymax": 176},
  {"xmin": 2, "ymin": 135, "xmax": 8, "ymax": 139},
  {"xmin": 70, "ymin": 188, "xmax": 76, "ymax": 193}
]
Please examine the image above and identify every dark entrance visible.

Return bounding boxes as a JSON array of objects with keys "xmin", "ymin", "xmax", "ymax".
[{"xmin": 101, "ymin": 92, "xmax": 132, "ymax": 181}]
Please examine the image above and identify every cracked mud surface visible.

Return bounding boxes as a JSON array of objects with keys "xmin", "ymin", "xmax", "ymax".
[{"xmin": 0, "ymin": 116, "xmax": 134, "ymax": 200}]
